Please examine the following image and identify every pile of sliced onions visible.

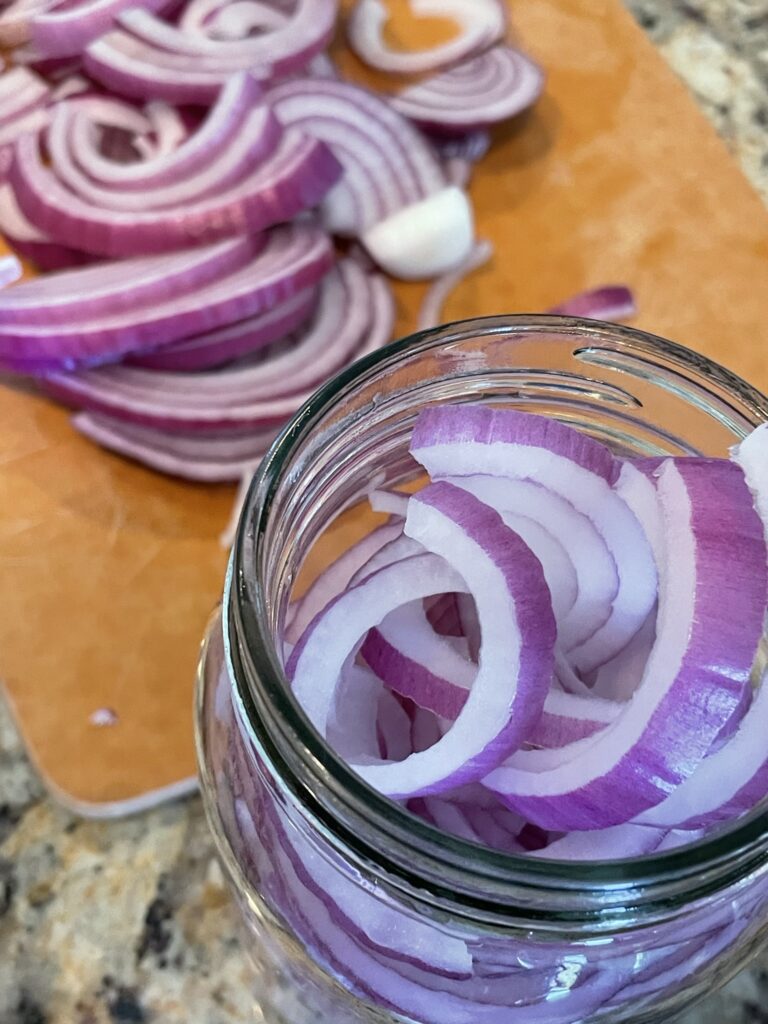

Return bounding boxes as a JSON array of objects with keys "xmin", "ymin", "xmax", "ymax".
[
  {"xmin": 288, "ymin": 406, "xmax": 768, "ymax": 851},
  {"xmin": 0, "ymin": 1, "xmax": 638, "ymax": 527}
]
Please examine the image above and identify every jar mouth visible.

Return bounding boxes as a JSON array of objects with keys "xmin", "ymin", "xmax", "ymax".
[{"xmin": 230, "ymin": 314, "xmax": 768, "ymax": 905}]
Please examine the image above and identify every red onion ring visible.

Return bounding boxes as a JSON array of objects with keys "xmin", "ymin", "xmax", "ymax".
[
  {"xmin": 30, "ymin": 0, "xmax": 168, "ymax": 59},
  {"xmin": 126, "ymin": 284, "xmax": 318, "ymax": 371},
  {"xmin": 411, "ymin": 406, "xmax": 657, "ymax": 672},
  {"xmin": 118, "ymin": 0, "xmax": 336, "ymax": 69},
  {"xmin": 11, "ymin": 126, "xmax": 341, "ymax": 256},
  {"xmin": 3, "ymin": 226, "xmax": 330, "ymax": 370},
  {"xmin": 44, "ymin": 259, "xmax": 391, "ymax": 428},
  {"xmin": 70, "ymin": 71, "xmax": 260, "ymax": 190},
  {"xmin": 486, "ymin": 459, "xmax": 767, "ymax": 830},
  {"xmin": 47, "ymin": 100, "xmax": 282, "ymax": 212},
  {"xmin": 392, "ymin": 45, "xmax": 544, "ymax": 134}
]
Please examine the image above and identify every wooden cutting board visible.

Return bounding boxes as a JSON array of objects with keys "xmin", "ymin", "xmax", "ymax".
[{"xmin": 3, "ymin": 0, "xmax": 768, "ymax": 816}]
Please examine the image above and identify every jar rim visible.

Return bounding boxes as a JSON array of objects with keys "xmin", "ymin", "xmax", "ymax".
[{"xmin": 230, "ymin": 313, "xmax": 768, "ymax": 909}]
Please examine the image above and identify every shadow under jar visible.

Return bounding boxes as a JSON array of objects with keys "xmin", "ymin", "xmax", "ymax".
[{"xmin": 196, "ymin": 315, "xmax": 768, "ymax": 1024}]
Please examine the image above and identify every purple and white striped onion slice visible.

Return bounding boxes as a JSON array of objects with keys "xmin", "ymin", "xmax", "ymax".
[
  {"xmin": 6, "ymin": 226, "xmax": 330, "ymax": 370},
  {"xmin": 292, "ymin": 481, "xmax": 555, "ymax": 797},
  {"xmin": 12, "ymin": 127, "xmax": 341, "ymax": 257},
  {"xmin": 84, "ymin": 28, "xmax": 268, "ymax": 104},
  {"xmin": 268, "ymin": 77, "xmax": 446, "ymax": 235},
  {"xmin": 411, "ymin": 405, "xmax": 656, "ymax": 672},
  {"xmin": 47, "ymin": 101, "xmax": 282, "ymax": 213},
  {"xmin": 485, "ymin": 459, "xmax": 767, "ymax": 830},
  {"xmin": 362, "ymin": 598, "xmax": 619, "ymax": 739},
  {"xmin": 72, "ymin": 413, "xmax": 277, "ymax": 482},
  {"xmin": 532, "ymin": 824, "xmax": 664, "ymax": 861},
  {"xmin": 391, "ymin": 44, "xmax": 544, "ymax": 134},
  {"xmin": 443, "ymin": 474, "xmax": 616, "ymax": 651},
  {"xmin": 0, "ymin": 234, "xmax": 259, "ymax": 326},
  {"xmin": 285, "ymin": 520, "xmax": 404, "ymax": 646},
  {"xmin": 549, "ymin": 285, "xmax": 637, "ymax": 322},
  {"xmin": 118, "ymin": 0, "xmax": 336, "ymax": 70},
  {"xmin": 42, "ymin": 259, "xmax": 384, "ymax": 427},
  {"xmin": 71, "ymin": 73, "xmax": 261, "ymax": 189},
  {"xmin": 30, "ymin": 0, "xmax": 168, "ymax": 59},
  {"xmin": 126, "ymin": 285, "xmax": 318, "ymax": 371}
]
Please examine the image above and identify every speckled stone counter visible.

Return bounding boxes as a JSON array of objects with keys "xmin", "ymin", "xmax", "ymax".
[{"xmin": 5, "ymin": 4, "xmax": 768, "ymax": 1022}]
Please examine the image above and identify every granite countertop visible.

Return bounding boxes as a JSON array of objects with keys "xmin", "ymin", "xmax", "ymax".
[{"xmin": 4, "ymin": 3, "xmax": 768, "ymax": 1022}]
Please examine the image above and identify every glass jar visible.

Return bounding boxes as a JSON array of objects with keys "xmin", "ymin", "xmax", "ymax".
[{"xmin": 196, "ymin": 315, "xmax": 768, "ymax": 1024}]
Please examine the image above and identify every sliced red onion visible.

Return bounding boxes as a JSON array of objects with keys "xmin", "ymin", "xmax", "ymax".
[
  {"xmin": 327, "ymin": 662, "xmax": 383, "ymax": 763},
  {"xmin": 635, "ymin": 671, "xmax": 768, "ymax": 830},
  {"xmin": 417, "ymin": 239, "xmax": 492, "ymax": 330},
  {"xmin": 292, "ymin": 480, "xmax": 556, "ymax": 798},
  {"xmin": 549, "ymin": 285, "xmax": 637, "ymax": 322},
  {"xmin": 285, "ymin": 521, "xmax": 405, "ymax": 647},
  {"xmin": 12, "ymin": 127, "xmax": 341, "ymax": 256},
  {"xmin": 268, "ymin": 77, "xmax": 447, "ymax": 236},
  {"xmin": 70, "ymin": 72, "xmax": 260, "ymax": 190},
  {"xmin": 367, "ymin": 488, "xmax": 409, "ymax": 518},
  {"xmin": 72, "ymin": 412, "xmax": 276, "ymax": 482},
  {"xmin": 30, "ymin": 0, "xmax": 168, "ymax": 59},
  {"xmin": 118, "ymin": 0, "xmax": 336, "ymax": 70},
  {"xmin": 362, "ymin": 597, "xmax": 619, "ymax": 738},
  {"xmin": 126, "ymin": 285, "xmax": 317, "ymax": 371},
  {"xmin": 6, "ymin": 226, "xmax": 330, "ymax": 371},
  {"xmin": 0, "ymin": 234, "xmax": 258, "ymax": 324},
  {"xmin": 411, "ymin": 406, "xmax": 657, "ymax": 672},
  {"xmin": 532, "ymin": 824, "xmax": 664, "ymax": 861},
  {"xmin": 486, "ymin": 459, "xmax": 767, "ymax": 830},
  {"xmin": 44, "ymin": 260, "xmax": 389, "ymax": 427},
  {"xmin": 47, "ymin": 101, "xmax": 282, "ymax": 212},
  {"xmin": 392, "ymin": 45, "xmax": 544, "ymax": 135},
  {"xmin": 85, "ymin": 29, "xmax": 267, "ymax": 104},
  {"xmin": 376, "ymin": 689, "xmax": 414, "ymax": 763},
  {"xmin": 348, "ymin": 534, "xmax": 425, "ymax": 588},
  {"xmin": 139, "ymin": 100, "xmax": 189, "ymax": 159},
  {"xmin": 50, "ymin": 74, "xmax": 91, "ymax": 101},
  {"xmin": 626, "ymin": 427, "xmax": 768, "ymax": 829},
  {"xmin": 0, "ymin": 182, "xmax": 91, "ymax": 271},
  {"xmin": 443, "ymin": 474, "xmax": 617, "ymax": 653},
  {"xmin": 347, "ymin": 0, "xmax": 505, "ymax": 75}
]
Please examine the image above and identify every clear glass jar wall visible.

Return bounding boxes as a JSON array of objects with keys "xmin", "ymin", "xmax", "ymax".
[{"xmin": 196, "ymin": 316, "xmax": 768, "ymax": 1024}]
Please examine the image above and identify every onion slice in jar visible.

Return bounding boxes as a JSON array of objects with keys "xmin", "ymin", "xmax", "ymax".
[
  {"xmin": 411, "ymin": 406, "xmax": 656, "ymax": 672},
  {"xmin": 362, "ymin": 598, "xmax": 620, "ymax": 740},
  {"xmin": 292, "ymin": 481, "xmax": 556, "ymax": 798},
  {"xmin": 485, "ymin": 459, "xmax": 767, "ymax": 831},
  {"xmin": 285, "ymin": 520, "xmax": 405, "ymax": 646},
  {"xmin": 347, "ymin": 0, "xmax": 505, "ymax": 75},
  {"xmin": 441, "ymin": 473, "xmax": 617, "ymax": 652}
]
